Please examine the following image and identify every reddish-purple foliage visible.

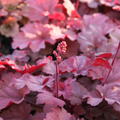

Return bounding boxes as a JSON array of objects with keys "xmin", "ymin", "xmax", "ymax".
[{"xmin": 0, "ymin": 0, "xmax": 120, "ymax": 120}]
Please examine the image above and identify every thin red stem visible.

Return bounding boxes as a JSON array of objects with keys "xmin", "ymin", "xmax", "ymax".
[
  {"xmin": 55, "ymin": 61, "xmax": 59, "ymax": 97},
  {"xmin": 104, "ymin": 40, "xmax": 120, "ymax": 84},
  {"xmin": 75, "ymin": 0, "xmax": 79, "ymax": 10}
]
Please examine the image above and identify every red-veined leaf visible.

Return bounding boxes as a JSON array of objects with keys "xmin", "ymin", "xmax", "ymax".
[
  {"xmin": 96, "ymin": 53, "xmax": 112, "ymax": 59},
  {"xmin": 93, "ymin": 58, "xmax": 111, "ymax": 69}
]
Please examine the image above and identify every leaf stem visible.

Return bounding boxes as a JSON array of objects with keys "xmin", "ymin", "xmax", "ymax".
[
  {"xmin": 104, "ymin": 40, "xmax": 120, "ymax": 84},
  {"xmin": 55, "ymin": 61, "xmax": 59, "ymax": 97}
]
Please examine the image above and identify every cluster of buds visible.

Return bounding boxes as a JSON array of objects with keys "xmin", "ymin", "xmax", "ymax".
[
  {"xmin": 57, "ymin": 41, "xmax": 67, "ymax": 54},
  {"xmin": 53, "ymin": 41, "xmax": 67, "ymax": 62}
]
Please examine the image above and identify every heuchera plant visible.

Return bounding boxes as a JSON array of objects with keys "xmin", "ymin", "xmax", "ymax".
[{"xmin": 0, "ymin": 0, "xmax": 120, "ymax": 119}]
